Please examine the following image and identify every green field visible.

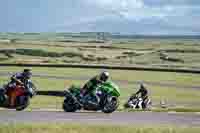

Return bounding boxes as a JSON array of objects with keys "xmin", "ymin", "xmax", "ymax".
[
  {"xmin": 0, "ymin": 123, "xmax": 200, "ymax": 133},
  {"xmin": 0, "ymin": 34, "xmax": 200, "ymax": 111},
  {"xmin": 0, "ymin": 66, "xmax": 200, "ymax": 110},
  {"xmin": 0, "ymin": 37, "xmax": 200, "ymax": 68}
]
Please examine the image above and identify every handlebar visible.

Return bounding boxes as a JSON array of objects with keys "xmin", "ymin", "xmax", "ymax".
[{"xmin": 14, "ymin": 78, "xmax": 24, "ymax": 85}]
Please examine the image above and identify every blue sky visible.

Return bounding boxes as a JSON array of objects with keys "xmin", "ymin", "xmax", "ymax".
[{"xmin": 0, "ymin": 0, "xmax": 200, "ymax": 34}]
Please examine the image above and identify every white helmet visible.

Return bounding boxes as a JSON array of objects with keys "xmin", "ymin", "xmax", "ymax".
[{"xmin": 100, "ymin": 71, "xmax": 109, "ymax": 82}]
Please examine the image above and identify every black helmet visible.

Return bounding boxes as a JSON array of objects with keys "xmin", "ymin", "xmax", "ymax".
[
  {"xmin": 23, "ymin": 69, "xmax": 32, "ymax": 79},
  {"xmin": 99, "ymin": 71, "xmax": 109, "ymax": 82},
  {"xmin": 140, "ymin": 83, "xmax": 146, "ymax": 89}
]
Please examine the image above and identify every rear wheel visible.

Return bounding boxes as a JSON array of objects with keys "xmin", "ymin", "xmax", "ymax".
[
  {"xmin": 102, "ymin": 96, "xmax": 119, "ymax": 113},
  {"xmin": 16, "ymin": 96, "xmax": 30, "ymax": 111},
  {"xmin": 63, "ymin": 96, "xmax": 78, "ymax": 112}
]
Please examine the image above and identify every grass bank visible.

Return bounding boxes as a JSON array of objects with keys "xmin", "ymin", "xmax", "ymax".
[
  {"xmin": 0, "ymin": 123, "xmax": 200, "ymax": 133},
  {"xmin": 0, "ymin": 66, "xmax": 199, "ymax": 86},
  {"xmin": 1, "ymin": 40, "xmax": 200, "ymax": 68},
  {"xmin": 1, "ymin": 67, "xmax": 200, "ymax": 110}
]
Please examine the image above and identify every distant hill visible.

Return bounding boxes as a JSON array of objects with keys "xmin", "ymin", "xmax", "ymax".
[{"xmin": 0, "ymin": 32, "xmax": 200, "ymax": 41}]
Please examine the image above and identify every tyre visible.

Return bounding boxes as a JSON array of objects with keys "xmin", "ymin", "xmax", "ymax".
[
  {"xmin": 63, "ymin": 96, "xmax": 78, "ymax": 112},
  {"xmin": 146, "ymin": 99, "xmax": 152, "ymax": 110},
  {"xmin": 0, "ymin": 94, "xmax": 7, "ymax": 107},
  {"xmin": 102, "ymin": 96, "xmax": 119, "ymax": 113},
  {"xmin": 142, "ymin": 98, "xmax": 152, "ymax": 110},
  {"xmin": 16, "ymin": 96, "xmax": 30, "ymax": 111},
  {"xmin": 0, "ymin": 89, "xmax": 6, "ymax": 105}
]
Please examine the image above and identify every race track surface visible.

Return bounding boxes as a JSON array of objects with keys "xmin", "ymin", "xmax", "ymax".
[{"xmin": 0, "ymin": 110, "xmax": 200, "ymax": 126}]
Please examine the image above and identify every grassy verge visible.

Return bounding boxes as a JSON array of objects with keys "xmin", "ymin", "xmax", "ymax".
[
  {"xmin": 1, "ymin": 67, "xmax": 200, "ymax": 110},
  {"xmin": 0, "ymin": 66, "xmax": 199, "ymax": 86},
  {"xmin": 1, "ymin": 40, "xmax": 200, "ymax": 68},
  {"xmin": 0, "ymin": 123, "xmax": 200, "ymax": 133},
  {"xmin": 1, "ymin": 75, "xmax": 200, "ymax": 110}
]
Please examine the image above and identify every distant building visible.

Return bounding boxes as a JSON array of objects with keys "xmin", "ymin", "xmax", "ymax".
[{"xmin": 79, "ymin": 32, "xmax": 111, "ymax": 41}]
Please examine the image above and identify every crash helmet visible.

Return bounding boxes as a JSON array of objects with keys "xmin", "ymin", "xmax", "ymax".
[
  {"xmin": 140, "ymin": 82, "xmax": 146, "ymax": 89},
  {"xmin": 23, "ymin": 69, "xmax": 32, "ymax": 79},
  {"xmin": 99, "ymin": 71, "xmax": 109, "ymax": 82}
]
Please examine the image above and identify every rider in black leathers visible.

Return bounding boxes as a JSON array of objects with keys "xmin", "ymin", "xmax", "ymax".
[
  {"xmin": 135, "ymin": 83, "xmax": 149, "ymax": 108},
  {"xmin": 5, "ymin": 69, "xmax": 34, "ymax": 97}
]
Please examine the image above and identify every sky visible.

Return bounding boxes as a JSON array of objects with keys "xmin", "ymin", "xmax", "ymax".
[{"xmin": 0, "ymin": 0, "xmax": 200, "ymax": 35}]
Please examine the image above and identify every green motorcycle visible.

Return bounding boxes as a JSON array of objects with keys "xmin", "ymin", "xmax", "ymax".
[{"xmin": 63, "ymin": 81, "xmax": 120, "ymax": 113}]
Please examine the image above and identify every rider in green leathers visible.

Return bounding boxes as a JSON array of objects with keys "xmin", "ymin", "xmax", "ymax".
[{"xmin": 80, "ymin": 71, "xmax": 110, "ymax": 97}]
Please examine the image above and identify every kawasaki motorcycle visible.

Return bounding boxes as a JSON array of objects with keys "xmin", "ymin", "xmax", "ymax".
[{"xmin": 63, "ymin": 81, "xmax": 120, "ymax": 113}]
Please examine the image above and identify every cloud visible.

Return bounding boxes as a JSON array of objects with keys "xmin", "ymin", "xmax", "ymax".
[
  {"xmin": 84, "ymin": 0, "xmax": 200, "ymax": 21},
  {"xmin": 143, "ymin": 0, "xmax": 200, "ymax": 6},
  {"xmin": 0, "ymin": 0, "xmax": 199, "ymax": 34},
  {"xmin": 48, "ymin": 0, "xmax": 200, "ymax": 34}
]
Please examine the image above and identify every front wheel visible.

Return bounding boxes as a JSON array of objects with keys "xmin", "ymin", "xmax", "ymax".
[
  {"xmin": 102, "ymin": 96, "xmax": 119, "ymax": 113},
  {"xmin": 0, "ymin": 89, "xmax": 7, "ymax": 107},
  {"xmin": 16, "ymin": 96, "xmax": 30, "ymax": 111},
  {"xmin": 142, "ymin": 98, "xmax": 152, "ymax": 110}
]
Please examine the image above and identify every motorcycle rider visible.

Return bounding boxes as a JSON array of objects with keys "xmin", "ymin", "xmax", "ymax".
[
  {"xmin": 135, "ymin": 83, "xmax": 149, "ymax": 108},
  {"xmin": 5, "ymin": 69, "xmax": 34, "ymax": 97},
  {"xmin": 80, "ymin": 71, "xmax": 110, "ymax": 104}
]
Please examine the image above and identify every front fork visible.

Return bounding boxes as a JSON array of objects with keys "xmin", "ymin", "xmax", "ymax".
[{"xmin": 10, "ymin": 91, "xmax": 17, "ymax": 107}]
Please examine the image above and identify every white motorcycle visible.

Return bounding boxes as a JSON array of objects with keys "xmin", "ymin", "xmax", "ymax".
[{"xmin": 124, "ymin": 94, "xmax": 152, "ymax": 110}]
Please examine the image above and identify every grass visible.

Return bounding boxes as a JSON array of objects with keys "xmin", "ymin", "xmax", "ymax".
[
  {"xmin": 28, "ymin": 96, "xmax": 64, "ymax": 109},
  {"xmin": 0, "ymin": 123, "xmax": 200, "ymax": 133},
  {"xmin": 1, "ymin": 39, "xmax": 200, "ymax": 68},
  {"xmin": 0, "ymin": 66, "xmax": 199, "ymax": 85},
  {"xmin": 1, "ymin": 66, "xmax": 200, "ymax": 110},
  {"xmin": 0, "ymin": 49, "xmax": 83, "ymax": 58},
  {"xmin": 1, "ymin": 37, "xmax": 200, "ymax": 111}
]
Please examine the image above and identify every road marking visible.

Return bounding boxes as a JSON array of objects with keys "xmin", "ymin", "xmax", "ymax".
[
  {"xmin": 55, "ymin": 118, "xmax": 111, "ymax": 121},
  {"xmin": 0, "ymin": 108, "xmax": 6, "ymax": 110},
  {"xmin": 194, "ymin": 112, "xmax": 200, "ymax": 115},
  {"xmin": 28, "ymin": 108, "xmax": 63, "ymax": 112}
]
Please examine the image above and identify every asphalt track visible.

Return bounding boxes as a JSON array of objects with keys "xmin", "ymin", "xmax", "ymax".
[{"xmin": 0, "ymin": 110, "xmax": 200, "ymax": 126}]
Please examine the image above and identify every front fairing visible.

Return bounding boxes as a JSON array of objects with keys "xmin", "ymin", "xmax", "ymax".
[
  {"xmin": 96, "ymin": 81, "xmax": 120, "ymax": 97},
  {"xmin": 68, "ymin": 85, "xmax": 81, "ymax": 96}
]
